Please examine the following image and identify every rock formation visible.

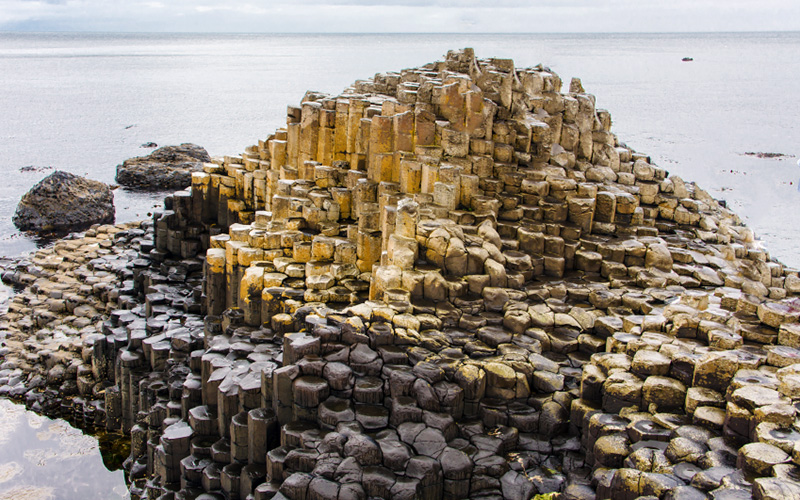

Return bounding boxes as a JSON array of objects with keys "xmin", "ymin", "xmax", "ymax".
[
  {"xmin": 2, "ymin": 49, "xmax": 800, "ymax": 500},
  {"xmin": 12, "ymin": 170, "xmax": 114, "ymax": 232},
  {"xmin": 116, "ymin": 143, "xmax": 211, "ymax": 190}
]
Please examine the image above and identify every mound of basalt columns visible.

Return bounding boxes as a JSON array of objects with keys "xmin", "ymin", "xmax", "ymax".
[{"xmin": 2, "ymin": 48, "xmax": 800, "ymax": 500}]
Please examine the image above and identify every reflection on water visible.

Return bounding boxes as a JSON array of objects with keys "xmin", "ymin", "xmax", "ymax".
[
  {"xmin": 0, "ymin": 485, "xmax": 56, "ymax": 500},
  {"xmin": 0, "ymin": 399, "xmax": 129, "ymax": 500},
  {"xmin": 0, "ymin": 462, "xmax": 23, "ymax": 483}
]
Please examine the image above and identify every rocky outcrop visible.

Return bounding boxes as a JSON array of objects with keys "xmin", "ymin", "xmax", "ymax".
[
  {"xmin": 115, "ymin": 143, "xmax": 211, "ymax": 190},
  {"xmin": 12, "ymin": 170, "xmax": 114, "ymax": 233},
  {"xmin": 3, "ymin": 49, "xmax": 800, "ymax": 500}
]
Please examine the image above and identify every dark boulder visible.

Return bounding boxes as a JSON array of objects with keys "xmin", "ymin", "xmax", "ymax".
[
  {"xmin": 13, "ymin": 170, "xmax": 114, "ymax": 233},
  {"xmin": 115, "ymin": 143, "xmax": 211, "ymax": 190}
]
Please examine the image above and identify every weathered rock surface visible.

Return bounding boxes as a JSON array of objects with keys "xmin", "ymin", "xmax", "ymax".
[
  {"xmin": 12, "ymin": 170, "xmax": 114, "ymax": 232},
  {"xmin": 115, "ymin": 143, "xmax": 211, "ymax": 190}
]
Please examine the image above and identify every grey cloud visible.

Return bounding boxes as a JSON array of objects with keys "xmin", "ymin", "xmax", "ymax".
[
  {"xmin": 276, "ymin": 0, "xmax": 594, "ymax": 6},
  {"xmin": 1, "ymin": 0, "xmax": 798, "ymax": 32}
]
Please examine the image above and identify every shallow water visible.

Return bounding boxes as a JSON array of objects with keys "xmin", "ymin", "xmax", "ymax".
[
  {"xmin": 0, "ymin": 399, "xmax": 128, "ymax": 500},
  {"xmin": 0, "ymin": 32, "xmax": 798, "ymax": 265}
]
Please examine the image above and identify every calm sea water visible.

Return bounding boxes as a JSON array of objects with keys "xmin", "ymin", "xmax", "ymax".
[
  {"xmin": 0, "ymin": 400, "xmax": 128, "ymax": 499},
  {"xmin": 0, "ymin": 32, "xmax": 798, "ymax": 265}
]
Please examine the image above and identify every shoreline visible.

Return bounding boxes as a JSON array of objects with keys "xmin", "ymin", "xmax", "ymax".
[
  {"xmin": 0, "ymin": 222, "xmax": 154, "ymax": 422},
  {"xmin": 0, "ymin": 218, "xmax": 207, "ymax": 497}
]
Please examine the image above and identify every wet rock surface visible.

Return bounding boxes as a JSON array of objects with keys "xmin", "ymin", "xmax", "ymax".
[
  {"xmin": 115, "ymin": 143, "xmax": 211, "ymax": 190},
  {"xmin": 3, "ymin": 49, "xmax": 800, "ymax": 500},
  {"xmin": 12, "ymin": 170, "xmax": 114, "ymax": 233}
]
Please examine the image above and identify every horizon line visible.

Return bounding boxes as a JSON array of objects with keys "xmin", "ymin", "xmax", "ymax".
[{"xmin": 2, "ymin": 29, "xmax": 800, "ymax": 35}]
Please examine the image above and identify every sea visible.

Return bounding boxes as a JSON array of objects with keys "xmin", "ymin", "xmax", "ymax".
[{"xmin": 0, "ymin": 31, "xmax": 798, "ymax": 496}]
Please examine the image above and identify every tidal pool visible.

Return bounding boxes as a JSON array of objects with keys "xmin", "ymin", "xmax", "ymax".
[{"xmin": 0, "ymin": 399, "xmax": 129, "ymax": 500}]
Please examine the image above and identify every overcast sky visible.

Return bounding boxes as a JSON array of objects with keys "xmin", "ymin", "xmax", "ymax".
[{"xmin": 1, "ymin": 0, "xmax": 798, "ymax": 33}]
